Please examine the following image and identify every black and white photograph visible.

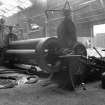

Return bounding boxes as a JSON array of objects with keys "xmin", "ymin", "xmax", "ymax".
[{"xmin": 0, "ymin": 0, "xmax": 105, "ymax": 105}]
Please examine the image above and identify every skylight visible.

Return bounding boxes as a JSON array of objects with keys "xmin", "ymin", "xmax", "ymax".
[
  {"xmin": 19, "ymin": 0, "xmax": 32, "ymax": 9},
  {"xmin": 4, "ymin": 7, "xmax": 20, "ymax": 17},
  {"xmin": 0, "ymin": 0, "xmax": 32, "ymax": 18}
]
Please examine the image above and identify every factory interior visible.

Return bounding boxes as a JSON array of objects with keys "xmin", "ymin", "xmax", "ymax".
[{"xmin": 1, "ymin": 0, "xmax": 105, "ymax": 105}]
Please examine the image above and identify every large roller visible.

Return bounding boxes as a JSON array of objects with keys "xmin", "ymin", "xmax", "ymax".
[{"xmin": 5, "ymin": 37, "xmax": 62, "ymax": 73}]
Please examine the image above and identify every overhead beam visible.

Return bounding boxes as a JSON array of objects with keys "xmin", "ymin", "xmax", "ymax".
[
  {"xmin": 74, "ymin": 7, "xmax": 104, "ymax": 17},
  {"xmin": 77, "ymin": 12, "xmax": 105, "ymax": 23},
  {"xmin": 47, "ymin": 7, "xmax": 104, "ymax": 22},
  {"xmin": 79, "ymin": 0, "xmax": 96, "ymax": 6}
]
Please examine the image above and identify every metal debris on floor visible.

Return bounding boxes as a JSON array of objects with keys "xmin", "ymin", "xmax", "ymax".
[{"xmin": 0, "ymin": 68, "xmax": 39, "ymax": 89}]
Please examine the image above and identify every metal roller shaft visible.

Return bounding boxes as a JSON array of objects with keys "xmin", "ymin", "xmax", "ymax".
[
  {"xmin": 5, "ymin": 37, "xmax": 62, "ymax": 73},
  {"xmin": 6, "ymin": 49, "xmax": 36, "ymax": 54},
  {"xmin": 8, "ymin": 37, "xmax": 49, "ymax": 49}
]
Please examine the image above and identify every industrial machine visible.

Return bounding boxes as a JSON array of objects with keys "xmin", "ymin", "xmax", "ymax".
[
  {"xmin": 0, "ymin": 1, "xmax": 105, "ymax": 90},
  {"xmin": 1, "ymin": 35, "xmax": 87, "ymax": 90},
  {"xmin": 5, "ymin": 37, "xmax": 63, "ymax": 73},
  {"xmin": 0, "ymin": 2, "xmax": 91, "ymax": 90}
]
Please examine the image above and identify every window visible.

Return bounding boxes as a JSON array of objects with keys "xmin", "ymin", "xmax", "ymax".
[
  {"xmin": 93, "ymin": 24, "xmax": 105, "ymax": 36},
  {"xmin": 93, "ymin": 24, "xmax": 105, "ymax": 48}
]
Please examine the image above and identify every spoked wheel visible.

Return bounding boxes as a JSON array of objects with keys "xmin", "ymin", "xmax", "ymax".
[
  {"xmin": 65, "ymin": 42, "xmax": 87, "ymax": 90},
  {"xmin": 73, "ymin": 42, "xmax": 87, "ymax": 56}
]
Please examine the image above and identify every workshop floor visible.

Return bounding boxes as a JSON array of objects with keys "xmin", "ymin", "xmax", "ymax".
[{"xmin": 0, "ymin": 67, "xmax": 105, "ymax": 105}]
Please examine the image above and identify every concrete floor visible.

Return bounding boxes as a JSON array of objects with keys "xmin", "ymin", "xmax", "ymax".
[
  {"xmin": 0, "ymin": 78, "xmax": 105, "ymax": 105},
  {"xmin": 0, "ymin": 66, "xmax": 105, "ymax": 105}
]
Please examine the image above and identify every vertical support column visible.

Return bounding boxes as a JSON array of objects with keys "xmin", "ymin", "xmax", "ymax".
[
  {"xmin": 90, "ymin": 23, "xmax": 94, "ymax": 48},
  {"xmin": 45, "ymin": 13, "xmax": 49, "ymax": 37},
  {"xmin": 45, "ymin": 0, "xmax": 49, "ymax": 37},
  {"xmin": 100, "ymin": 0, "xmax": 105, "ymax": 9}
]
